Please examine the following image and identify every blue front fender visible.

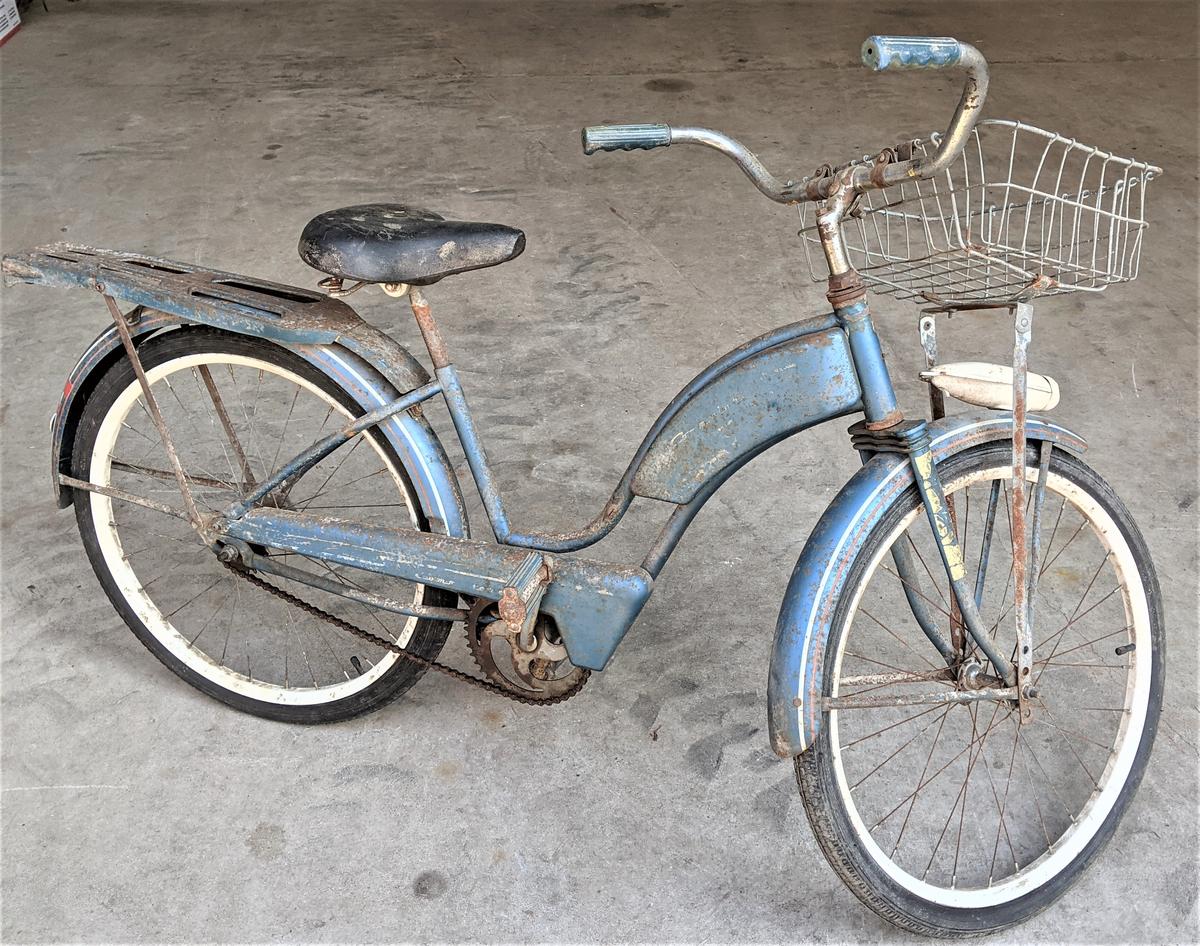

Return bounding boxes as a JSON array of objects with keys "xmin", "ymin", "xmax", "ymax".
[{"xmin": 767, "ymin": 411, "xmax": 1088, "ymax": 758}]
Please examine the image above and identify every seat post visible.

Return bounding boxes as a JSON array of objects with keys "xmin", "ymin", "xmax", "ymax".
[{"xmin": 408, "ymin": 287, "xmax": 451, "ymax": 369}]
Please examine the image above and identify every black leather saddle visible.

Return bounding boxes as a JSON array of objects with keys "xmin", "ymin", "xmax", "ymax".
[{"xmin": 298, "ymin": 203, "xmax": 525, "ymax": 286}]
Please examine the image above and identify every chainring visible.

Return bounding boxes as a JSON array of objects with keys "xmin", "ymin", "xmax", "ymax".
[{"xmin": 466, "ymin": 598, "xmax": 589, "ymax": 701}]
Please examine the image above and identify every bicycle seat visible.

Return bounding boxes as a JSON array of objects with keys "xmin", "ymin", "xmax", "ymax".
[{"xmin": 298, "ymin": 203, "xmax": 525, "ymax": 286}]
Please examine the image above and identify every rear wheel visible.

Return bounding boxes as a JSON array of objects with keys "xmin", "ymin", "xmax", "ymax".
[
  {"xmin": 796, "ymin": 442, "xmax": 1163, "ymax": 936},
  {"xmin": 71, "ymin": 327, "xmax": 457, "ymax": 723}
]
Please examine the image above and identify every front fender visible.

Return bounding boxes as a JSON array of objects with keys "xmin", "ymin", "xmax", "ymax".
[
  {"xmin": 50, "ymin": 316, "xmax": 469, "ymax": 538},
  {"xmin": 767, "ymin": 411, "xmax": 1087, "ymax": 758}
]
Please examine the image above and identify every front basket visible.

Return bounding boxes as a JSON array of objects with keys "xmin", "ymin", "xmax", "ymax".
[{"xmin": 799, "ymin": 120, "xmax": 1162, "ymax": 306}]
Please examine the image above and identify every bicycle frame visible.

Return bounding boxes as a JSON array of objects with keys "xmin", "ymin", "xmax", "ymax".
[
  {"xmin": 211, "ymin": 288, "xmax": 874, "ymax": 668},
  {"xmin": 4, "ymin": 235, "xmax": 1063, "ymax": 708}
]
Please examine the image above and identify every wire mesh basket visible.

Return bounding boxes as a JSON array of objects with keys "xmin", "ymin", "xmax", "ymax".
[{"xmin": 798, "ymin": 120, "xmax": 1162, "ymax": 305}]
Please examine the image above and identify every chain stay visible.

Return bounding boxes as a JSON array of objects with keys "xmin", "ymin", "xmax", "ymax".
[{"xmin": 221, "ymin": 562, "xmax": 588, "ymax": 707}]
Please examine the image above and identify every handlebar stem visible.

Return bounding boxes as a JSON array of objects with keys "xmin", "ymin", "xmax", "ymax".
[{"xmin": 815, "ymin": 179, "xmax": 856, "ymax": 276}]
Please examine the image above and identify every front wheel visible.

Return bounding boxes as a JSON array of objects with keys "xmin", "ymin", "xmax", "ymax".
[{"xmin": 796, "ymin": 441, "xmax": 1163, "ymax": 937}]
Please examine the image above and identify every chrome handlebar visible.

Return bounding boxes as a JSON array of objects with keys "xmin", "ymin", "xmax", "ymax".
[{"xmin": 581, "ymin": 35, "xmax": 990, "ymax": 205}]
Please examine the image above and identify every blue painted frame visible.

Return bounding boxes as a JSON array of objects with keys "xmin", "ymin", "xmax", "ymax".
[
  {"xmin": 7, "ymin": 243, "xmax": 1089, "ymax": 745},
  {"xmin": 426, "ymin": 312, "xmax": 865, "ymax": 552},
  {"xmin": 6, "ymin": 244, "xmax": 908, "ymax": 676},
  {"xmin": 198, "ymin": 292, "xmax": 903, "ymax": 671}
]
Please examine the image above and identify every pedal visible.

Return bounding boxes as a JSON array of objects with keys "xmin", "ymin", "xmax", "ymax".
[
  {"xmin": 497, "ymin": 552, "xmax": 552, "ymax": 647},
  {"xmin": 920, "ymin": 362, "xmax": 1059, "ymax": 412}
]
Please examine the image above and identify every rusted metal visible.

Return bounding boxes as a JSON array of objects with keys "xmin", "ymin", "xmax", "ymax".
[
  {"xmin": 1011, "ymin": 302, "xmax": 1034, "ymax": 720},
  {"xmin": 868, "ymin": 148, "xmax": 895, "ymax": 189},
  {"xmin": 409, "ymin": 287, "xmax": 451, "ymax": 369},
  {"xmin": 815, "ymin": 176, "xmax": 856, "ymax": 275},
  {"xmin": 102, "ymin": 290, "xmax": 205, "ymax": 535},
  {"xmin": 197, "ymin": 364, "xmax": 257, "ymax": 489},
  {"xmin": 918, "ymin": 315, "xmax": 946, "ymax": 420},
  {"xmin": 220, "ymin": 538, "xmax": 469, "ymax": 623},
  {"xmin": 1026, "ymin": 440, "xmax": 1053, "ymax": 674},
  {"xmin": 826, "ymin": 268, "xmax": 868, "ymax": 309},
  {"xmin": 839, "ymin": 668, "xmax": 954, "ymax": 688},
  {"xmin": 817, "ymin": 685, "xmax": 1017, "ymax": 711},
  {"xmin": 12, "ymin": 244, "xmax": 372, "ymax": 344},
  {"xmin": 228, "ymin": 563, "xmax": 588, "ymax": 706},
  {"xmin": 109, "ymin": 460, "xmax": 234, "ymax": 491},
  {"xmin": 59, "ymin": 473, "xmax": 192, "ymax": 522},
  {"xmin": 466, "ymin": 598, "xmax": 586, "ymax": 699},
  {"xmin": 973, "ymin": 480, "xmax": 1002, "ymax": 616},
  {"xmin": 864, "ymin": 407, "xmax": 904, "ymax": 431},
  {"xmin": 496, "ymin": 554, "xmax": 552, "ymax": 649}
]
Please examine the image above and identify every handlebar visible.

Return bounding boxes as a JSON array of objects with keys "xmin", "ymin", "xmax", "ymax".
[
  {"xmin": 580, "ymin": 35, "xmax": 989, "ymax": 205},
  {"xmin": 582, "ymin": 123, "xmax": 811, "ymax": 202},
  {"xmin": 581, "ymin": 123, "xmax": 672, "ymax": 154}
]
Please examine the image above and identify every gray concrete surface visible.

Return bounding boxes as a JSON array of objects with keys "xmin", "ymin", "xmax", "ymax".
[{"xmin": 2, "ymin": 1, "xmax": 1197, "ymax": 942}]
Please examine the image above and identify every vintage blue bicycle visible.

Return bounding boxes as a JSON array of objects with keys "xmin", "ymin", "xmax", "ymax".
[{"xmin": 3, "ymin": 36, "xmax": 1164, "ymax": 936}]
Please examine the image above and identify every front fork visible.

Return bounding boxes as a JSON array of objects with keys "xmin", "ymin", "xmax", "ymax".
[{"xmin": 836, "ymin": 282, "xmax": 1045, "ymax": 711}]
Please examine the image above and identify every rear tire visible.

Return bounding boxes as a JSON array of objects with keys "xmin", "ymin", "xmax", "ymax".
[{"xmin": 71, "ymin": 327, "xmax": 458, "ymax": 723}]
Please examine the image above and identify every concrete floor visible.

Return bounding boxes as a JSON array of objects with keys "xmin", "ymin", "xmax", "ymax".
[{"xmin": 2, "ymin": 1, "xmax": 1197, "ymax": 942}]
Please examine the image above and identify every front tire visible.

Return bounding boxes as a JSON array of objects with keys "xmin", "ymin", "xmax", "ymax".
[{"xmin": 796, "ymin": 441, "xmax": 1163, "ymax": 936}]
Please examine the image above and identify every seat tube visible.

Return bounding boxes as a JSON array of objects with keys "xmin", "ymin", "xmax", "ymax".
[{"xmin": 409, "ymin": 287, "xmax": 512, "ymax": 542}]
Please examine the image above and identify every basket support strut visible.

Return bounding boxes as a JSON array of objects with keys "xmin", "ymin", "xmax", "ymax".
[
  {"xmin": 1011, "ymin": 301, "xmax": 1038, "ymax": 720},
  {"xmin": 919, "ymin": 313, "xmax": 967, "ymax": 657}
]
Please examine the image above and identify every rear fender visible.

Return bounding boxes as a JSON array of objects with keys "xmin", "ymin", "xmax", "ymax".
[
  {"xmin": 50, "ymin": 314, "xmax": 469, "ymax": 538},
  {"xmin": 767, "ymin": 411, "xmax": 1087, "ymax": 758}
]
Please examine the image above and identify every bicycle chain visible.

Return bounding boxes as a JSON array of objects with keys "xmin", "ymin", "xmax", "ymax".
[{"xmin": 220, "ymin": 561, "xmax": 589, "ymax": 706}]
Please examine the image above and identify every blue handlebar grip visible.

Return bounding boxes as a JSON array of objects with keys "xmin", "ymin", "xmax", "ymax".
[
  {"xmin": 581, "ymin": 123, "xmax": 672, "ymax": 155},
  {"xmin": 862, "ymin": 36, "xmax": 962, "ymax": 71}
]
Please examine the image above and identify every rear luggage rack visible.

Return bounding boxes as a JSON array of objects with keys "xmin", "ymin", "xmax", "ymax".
[{"xmin": 2, "ymin": 243, "xmax": 362, "ymax": 343}]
